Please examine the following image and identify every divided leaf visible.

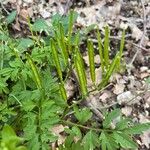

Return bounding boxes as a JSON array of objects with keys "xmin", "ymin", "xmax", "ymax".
[
  {"xmin": 115, "ymin": 118, "xmax": 131, "ymax": 130},
  {"xmin": 82, "ymin": 130, "xmax": 99, "ymax": 150},
  {"xmin": 1, "ymin": 125, "xmax": 27, "ymax": 150},
  {"xmin": 32, "ymin": 18, "xmax": 49, "ymax": 32},
  {"xmin": 113, "ymin": 132, "xmax": 138, "ymax": 149},
  {"xmin": 6, "ymin": 10, "xmax": 17, "ymax": 24},
  {"xmin": 99, "ymin": 131, "xmax": 119, "ymax": 150},
  {"xmin": 18, "ymin": 38, "xmax": 34, "ymax": 52},
  {"xmin": 124, "ymin": 122, "xmax": 150, "ymax": 135},
  {"xmin": 73, "ymin": 105, "xmax": 92, "ymax": 124},
  {"xmin": 103, "ymin": 109, "xmax": 121, "ymax": 128}
]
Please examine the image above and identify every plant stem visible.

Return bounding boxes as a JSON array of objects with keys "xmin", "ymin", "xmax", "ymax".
[
  {"xmin": 62, "ymin": 120, "xmax": 112, "ymax": 132},
  {"xmin": 37, "ymin": 89, "xmax": 45, "ymax": 150}
]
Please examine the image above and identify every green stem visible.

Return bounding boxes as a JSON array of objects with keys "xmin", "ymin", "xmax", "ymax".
[
  {"xmin": 62, "ymin": 120, "xmax": 112, "ymax": 132},
  {"xmin": 0, "ymin": 43, "xmax": 4, "ymax": 70},
  {"xmin": 37, "ymin": 89, "xmax": 44, "ymax": 150}
]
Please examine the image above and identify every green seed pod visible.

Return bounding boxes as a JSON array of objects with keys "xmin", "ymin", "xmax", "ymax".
[
  {"xmin": 74, "ymin": 47, "xmax": 87, "ymax": 97},
  {"xmin": 87, "ymin": 40, "xmax": 95, "ymax": 83},
  {"xmin": 26, "ymin": 53, "xmax": 42, "ymax": 89}
]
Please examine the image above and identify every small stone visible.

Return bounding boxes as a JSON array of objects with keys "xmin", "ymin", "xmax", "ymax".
[
  {"xmin": 121, "ymin": 106, "xmax": 132, "ymax": 116},
  {"xmin": 94, "ymin": 55, "xmax": 101, "ymax": 64},
  {"xmin": 113, "ymin": 83, "xmax": 125, "ymax": 95},
  {"xmin": 23, "ymin": 0, "xmax": 33, "ymax": 3},
  {"xmin": 117, "ymin": 91, "xmax": 134, "ymax": 104},
  {"xmin": 99, "ymin": 92, "xmax": 109, "ymax": 102},
  {"xmin": 41, "ymin": 10, "xmax": 51, "ymax": 18},
  {"xmin": 140, "ymin": 66, "xmax": 148, "ymax": 72}
]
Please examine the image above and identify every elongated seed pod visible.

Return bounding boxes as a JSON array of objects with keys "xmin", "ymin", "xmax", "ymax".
[
  {"xmin": 104, "ymin": 25, "xmax": 110, "ymax": 69},
  {"xmin": 74, "ymin": 47, "xmax": 87, "ymax": 96},
  {"xmin": 26, "ymin": 53, "xmax": 42, "ymax": 89},
  {"xmin": 51, "ymin": 39, "xmax": 63, "ymax": 81},
  {"xmin": 59, "ymin": 82, "xmax": 67, "ymax": 101},
  {"xmin": 120, "ymin": 30, "xmax": 125, "ymax": 57},
  {"xmin": 96, "ymin": 28, "xmax": 104, "ymax": 75},
  {"xmin": 87, "ymin": 40, "xmax": 95, "ymax": 83},
  {"xmin": 59, "ymin": 23, "xmax": 69, "ymax": 66},
  {"xmin": 68, "ymin": 10, "xmax": 74, "ymax": 53},
  {"xmin": 98, "ymin": 53, "xmax": 120, "ymax": 89},
  {"xmin": 117, "ymin": 29, "xmax": 125, "ymax": 70}
]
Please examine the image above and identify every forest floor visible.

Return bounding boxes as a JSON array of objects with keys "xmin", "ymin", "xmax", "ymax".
[{"xmin": 1, "ymin": 0, "xmax": 150, "ymax": 149}]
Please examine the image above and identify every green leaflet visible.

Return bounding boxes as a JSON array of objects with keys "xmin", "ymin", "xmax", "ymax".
[
  {"xmin": 104, "ymin": 25, "xmax": 110, "ymax": 69},
  {"xmin": 6, "ymin": 10, "xmax": 17, "ymax": 24},
  {"xmin": 51, "ymin": 39, "xmax": 63, "ymax": 81},
  {"xmin": 124, "ymin": 123, "xmax": 150, "ymax": 135},
  {"xmin": 32, "ymin": 18, "xmax": 49, "ymax": 32},
  {"xmin": 115, "ymin": 118, "xmax": 131, "ymax": 130},
  {"xmin": 99, "ymin": 131, "xmax": 118, "ymax": 150},
  {"xmin": 26, "ymin": 53, "xmax": 42, "ymax": 89},
  {"xmin": 74, "ymin": 47, "xmax": 87, "ymax": 97},
  {"xmin": 87, "ymin": 40, "xmax": 95, "ymax": 83},
  {"xmin": 97, "ymin": 28, "xmax": 104, "ymax": 75},
  {"xmin": 18, "ymin": 38, "xmax": 34, "ymax": 52},
  {"xmin": 113, "ymin": 132, "xmax": 138, "ymax": 149},
  {"xmin": 82, "ymin": 130, "xmax": 100, "ymax": 150},
  {"xmin": 1, "ymin": 125, "xmax": 27, "ymax": 150},
  {"xmin": 103, "ymin": 109, "xmax": 121, "ymax": 128},
  {"xmin": 73, "ymin": 105, "xmax": 92, "ymax": 124}
]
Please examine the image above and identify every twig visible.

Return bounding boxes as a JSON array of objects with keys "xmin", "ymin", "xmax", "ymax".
[
  {"xmin": 129, "ymin": 0, "xmax": 147, "ymax": 66},
  {"xmin": 62, "ymin": 120, "xmax": 102, "ymax": 131},
  {"xmin": 87, "ymin": 102, "xmax": 104, "ymax": 121},
  {"xmin": 0, "ymin": 2, "xmax": 9, "ymax": 14},
  {"xmin": 62, "ymin": 120, "xmax": 112, "ymax": 132},
  {"xmin": 131, "ymin": 42, "xmax": 149, "ymax": 52}
]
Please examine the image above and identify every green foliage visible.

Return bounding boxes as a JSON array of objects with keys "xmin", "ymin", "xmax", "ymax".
[
  {"xmin": 103, "ymin": 109, "xmax": 121, "ymax": 128},
  {"xmin": 18, "ymin": 38, "xmax": 34, "ymax": 52},
  {"xmin": 6, "ymin": 10, "xmax": 17, "ymax": 24},
  {"xmin": 32, "ymin": 18, "xmax": 49, "ymax": 32},
  {"xmin": 73, "ymin": 106, "xmax": 92, "ymax": 124},
  {"xmin": 0, "ymin": 10, "xmax": 150, "ymax": 150},
  {"xmin": 0, "ymin": 125, "xmax": 27, "ymax": 150},
  {"xmin": 82, "ymin": 130, "xmax": 100, "ymax": 150}
]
